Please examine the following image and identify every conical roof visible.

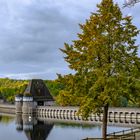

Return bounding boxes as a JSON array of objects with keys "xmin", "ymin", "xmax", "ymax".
[
  {"xmin": 24, "ymin": 121, "xmax": 53, "ymax": 140},
  {"xmin": 24, "ymin": 79, "xmax": 54, "ymax": 101}
]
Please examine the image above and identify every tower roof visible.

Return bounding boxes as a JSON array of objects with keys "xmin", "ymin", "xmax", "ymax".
[
  {"xmin": 24, "ymin": 121, "xmax": 53, "ymax": 140},
  {"xmin": 24, "ymin": 79, "xmax": 54, "ymax": 101}
]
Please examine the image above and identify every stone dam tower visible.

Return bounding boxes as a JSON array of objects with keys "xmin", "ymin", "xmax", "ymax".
[{"xmin": 15, "ymin": 79, "xmax": 54, "ymax": 114}]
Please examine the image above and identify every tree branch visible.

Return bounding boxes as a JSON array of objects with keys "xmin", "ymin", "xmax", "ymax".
[{"xmin": 123, "ymin": 0, "xmax": 140, "ymax": 7}]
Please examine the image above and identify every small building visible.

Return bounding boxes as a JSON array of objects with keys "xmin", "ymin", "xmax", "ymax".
[
  {"xmin": 24, "ymin": 79, "xmax": 54, "ymax": 106},
  {"xmin": 15, "ymin": 79, "xmax": 54, "ymax": 114}
]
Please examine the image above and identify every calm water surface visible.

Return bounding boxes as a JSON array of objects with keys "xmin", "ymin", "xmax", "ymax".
[{"xmin": 0, "ymin": 114, "xmax": 130, "ymax": 140}]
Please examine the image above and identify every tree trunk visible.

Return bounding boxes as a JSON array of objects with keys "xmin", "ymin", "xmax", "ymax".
[{"xmin": 102, "ymin": 104, "xmax": 109, "ymax": 140}]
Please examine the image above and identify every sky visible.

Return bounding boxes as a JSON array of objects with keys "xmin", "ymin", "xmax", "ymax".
[{"xmin": 0, "ymin": 0, "xmax": 140, "ymax": 80}]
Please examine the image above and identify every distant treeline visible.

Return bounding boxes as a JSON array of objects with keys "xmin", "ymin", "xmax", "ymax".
[
  {"xmin": 0, "ymin": 78, "xmax": 139, "ymax": 107},
  {"xmin": 0, "ymin": 78, "xmax": 28, "ymax": 103},
  {"xmin": 0, "ymin": 78, "xmax": 64, "ymax": 103}
]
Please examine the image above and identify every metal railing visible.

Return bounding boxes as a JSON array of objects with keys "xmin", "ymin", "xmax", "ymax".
[
  {"xmin": 107, "ymin": 128, "xmax": 140, "ymax": 140},
  {"xmin": 107, "ymin": 128, "xmax": 139, "ymax": 136},
  {"xmin": 82, "ymin": 137, "xmax": 135, "ymax": 140},
  {"xmin": 82, "ymin": 128, "xmax": 140, "ymax": 140}
]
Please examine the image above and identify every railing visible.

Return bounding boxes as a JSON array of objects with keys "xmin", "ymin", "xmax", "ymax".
[
  {"xmin": 82, "ymin": 138, "xmax": 122, "ymax": 140},
  {"xmin": 107, "ymin": 128, "xmax": 139, "ymax": 136},
  {"xmin": 82, "ymin": 128, "xmax": 140, "ymax": 140},
  {"xmin": 107, "ymin": 128, "xmax": 140, "ymax": 140}
]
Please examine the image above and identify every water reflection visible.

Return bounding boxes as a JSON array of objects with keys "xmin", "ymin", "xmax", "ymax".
[
  {"xmin": 0, "ymin": 114, "xmax": 132, "ymax": 140},
  {"xmin": 0, "ymin": 114, "xmax": 14, "ymax": 124},
  {"xmin": 15, "ymin": 114, "xmax": 54, "ymax": 140}
]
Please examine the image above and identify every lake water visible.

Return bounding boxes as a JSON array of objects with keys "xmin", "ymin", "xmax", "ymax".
[{"xmin": 0, "ymin": 114, "xmax": 131, "ymax": 140}]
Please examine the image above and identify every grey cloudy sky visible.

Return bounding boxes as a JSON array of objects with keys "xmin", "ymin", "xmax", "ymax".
[{"xmin": 0, "ymin": 0, "xmax": 140, "ymax": 80}]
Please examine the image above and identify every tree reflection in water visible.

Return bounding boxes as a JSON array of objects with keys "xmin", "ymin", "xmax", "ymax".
[{"xmin": 0, "ymin": 114, "xmax": 14, "ymax": 124}]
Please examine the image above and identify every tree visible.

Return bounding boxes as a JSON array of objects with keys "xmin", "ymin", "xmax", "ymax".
[
  {"xmin": 123, "ymin": 0, "xmax": 140, "ymax": 7},
  {"xmin": 56, "ymin": 74, "xmax": 85, "ymax": 106},
  {"xmin": 0, "ymin": 78, "xmax": 28, "ymax": 103},
  {"xmin": 59, "ymin": 0, "xmax": 140, "ymax": 139},
  {"xmin": 44, "ymin": 80, "xmax": 65, "ymax": 97}
]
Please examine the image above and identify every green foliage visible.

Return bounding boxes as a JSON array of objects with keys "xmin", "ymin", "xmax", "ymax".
[
  {"xmin": 59, "ymin": 1, "xmax": 140, "ymax": 138},
  {"xmin": 59, "ymin": 0, "xmax": 140, "ymax": 118},
  {"xmin": 0, "ymin": 78, "xmax": 28, "ymax": 103},
  {"xmin": 56, "ymin": 90, "xmax": 84, "ymax": 106},
  {"xmin": 0, "ymin": 78, "xmax": 64, "ymax": 103},
  {"xmin": 56, "ymin": 74, "xmax": 88, "ymax": 106},
  {"xmin": 44, "ymin": 80, "xmax": 65, "ymax": 97}
]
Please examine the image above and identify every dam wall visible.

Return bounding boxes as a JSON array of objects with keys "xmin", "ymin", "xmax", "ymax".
[
  {"xmin": 1, "ymin": 104, "xmax": 140, "ymax": 127},
  {"xmin": 0, "ymin": 104, "xmax": 15, "ymax": 114}
]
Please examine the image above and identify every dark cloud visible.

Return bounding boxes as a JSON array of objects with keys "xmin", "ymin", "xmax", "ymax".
[{"xmin": 0, "ymin": 0, "xmax": 139, "ymax": 79}]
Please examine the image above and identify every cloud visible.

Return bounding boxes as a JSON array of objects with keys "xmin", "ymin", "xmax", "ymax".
[{"xmin": 0, "ymin": 0, "xmax": 139, "ymax": 79}]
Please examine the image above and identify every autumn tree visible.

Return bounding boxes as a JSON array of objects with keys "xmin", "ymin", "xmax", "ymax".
[
  {"xmin": 59, "ymin": 0, "xmax": 140, "ymax": 139},
  {"xmin": 0, "ymin": 78, "xmax": 28, "ymax": 103},
  {"xmin": 57, "ymin": 74, "xmax": 85, "ymax": 106}
]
